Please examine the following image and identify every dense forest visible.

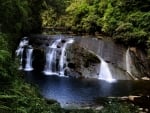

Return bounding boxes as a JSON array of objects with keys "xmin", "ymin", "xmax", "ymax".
[
  {"xmin": 0, "ymin": 0, "xmax": 149, "ymax": 112},
  {"xmin": 42, "ymin": 0, "xmax": 150, "ymax": 49}
]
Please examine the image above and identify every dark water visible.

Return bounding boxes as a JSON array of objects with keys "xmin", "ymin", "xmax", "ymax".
[{"xmin": 24, "ymin": 71, "xmax": 150, "ymax": 108}]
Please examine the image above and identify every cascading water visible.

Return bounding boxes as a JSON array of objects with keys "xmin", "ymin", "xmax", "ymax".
[
  {"xmin": 43, "ymin": 38, "xmax": 74, "ymax": 76},
  {"xmin": 97, "ymin": 40, "xmax": 115, "ymax": 82},
  {"xmin": 24, "ymin": 45, "xmax": 34, "ymax": 71},
  {"xmin": 16, "ymin": 37, "xmax": 29, "ymax": 52},
  {"xmin": 126, "ymin": 48, "xmax": 132, "ymax": 75},
  {"xmin": 43, "ymin": 38, "xmax": 61, "ymax": 75},
  {"xmin": 16, "ymin": 37, "xmax": 29, "ymax": 70},
  {"xmin": 126, "ymin": 48, "xmax": 131, "ymax": 74},
  {"xmin": 59, "ymin": 39, "xmax": 74, "ymax": 76},
  {"xmin": 99, "ymin": 57, "xmax": 115, "ymax": 82}
]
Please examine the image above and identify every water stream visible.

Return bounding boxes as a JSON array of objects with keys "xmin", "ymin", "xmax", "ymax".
[
  {"xmin": 24, "ymin": 46, "xmax": 34, "ymax": 71},
  {"xmin": 59, "ymin": 39, "xmax": 74, "ymax": 76},
  {"xmin": 99, "ymin": 57, "xmax": 115, "ymax": 82},
  {"xmin": 126, "ymin": 48, "xmax": 132, "ymax": 75},
  {"xmin": 43, "ymin": 38, "xmax": 61, "ymax": 75},
  {"xmin": 16, "ymin": 37, "xmax": 31, "ymax": 70},
  {"xmin": 43, "ymin": 38, "xmax": 74, "ymax": 76}
]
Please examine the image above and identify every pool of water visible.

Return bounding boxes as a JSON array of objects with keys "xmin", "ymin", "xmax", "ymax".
[{"xmin": 24, "ymin": 71, "xmax": 150, "ymax": 108}]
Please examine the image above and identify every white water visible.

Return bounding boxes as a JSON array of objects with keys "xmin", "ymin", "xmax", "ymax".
[
  {"xmin": 43, "ymin": 39, "xmax": 61, "ymax": 75},
  {"xmin": 126, "ymin": 48, "xmax": 132, "ymax": 75},
  {"xmin": 99, "ymin": 57, "xmax": 115, "ymax": 82},
  {"xmin": 16, "ymin": 37, "xmax": 28, "ymax": 56},
  {"xmin": 44, "ymin": 38, "xmax": 74, "ymax": 76},
  {"xmin": 16, "ymin": 37, "xmax": 29, "ymax": 70},
  {"xmin": 59, "ymin": 39, "xmax": 74, "ymax": 76},
  {"xmin": 24, "ymin": 46, "xmax": 33, "ymax": 71}
]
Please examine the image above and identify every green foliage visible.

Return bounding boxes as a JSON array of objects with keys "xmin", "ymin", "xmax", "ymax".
[
  {"xmin": 0, "ymin": 78, "xmax": 63, "ymax": 113},
  {"xmin": 0, "ymin": 0, "xmax": 30, "ymax": 34},
  {"xmin": 45, "ymin": 0, "xmax": 70, "ymax": 15},
  {"xmin": 47, "ymin": 0, "xmax": 149, "ymax": 51},
  {"xmin": 40, "ymin": 0, "xmax": 72, "ymax": 28},
  {"xmin": 101, "ymin": 101, "xmax": 139, "ymax": 113},
  {"xmin": 0, "ymin": 50, "xmax": 9, "ymax": 63},
  {"xmin": 101, "ymin": 3, "xmax": 117, "ymax": 34},
  {"xmin": 0, "ymin": 33, "xmax": 9, "ymax": 50},
  {"xmin": 0, "ymin": 0, "xmax": 47, "ymax": 54},
  {"xmin": 0, "ymin": 0, "xmax": 46, "ymax": 35},
  {"xmin": 41, "ymin": 7, "xmax": 57, "ymax": 28},
  {"xmin": 0, "ymin": 33, "xmax": 12, "ymax": 81}
]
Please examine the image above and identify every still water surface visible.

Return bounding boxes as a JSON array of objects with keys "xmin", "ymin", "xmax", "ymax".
[{"xmin": 24, "ymin": 71, "xmax": 150, "ymax": 108}]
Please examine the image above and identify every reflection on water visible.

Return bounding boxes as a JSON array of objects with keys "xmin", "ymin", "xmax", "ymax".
[{"xmin": 24, "ymin": 71, "xmax": 150, "ymax": 108}]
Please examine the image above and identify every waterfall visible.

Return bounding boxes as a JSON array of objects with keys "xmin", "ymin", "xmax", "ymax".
[
  {"xmin": 43, "ymin": 38, "xmax": 61, "ymax": 75},
  {"xmin": 43, "ymin": 38, "xmax": 74, "ymax": 76},
  {"xmin": 59, "ymin": 39, "xmax": 74, "ymax": 76},
  {"xmin": 15, "ymin": 47, "xmax": 24, "ymax": 70},
  {"xmin": 16, "ymin": 37, "xmax": 29, "ymax": 70},
  {"xmin": 99, "ymin": 57, "xmax": 115, "ymax": 82},
  {"xmin": 16, "ymin": 37, "xmax": 34, "ymax": 71},
  {"xmin": 126, "ymin": 48, "xmax": 132, "ymax": 75},
  {"xmin": 24, "ymin": 46, "xmax": 34, "ymax": 71}
]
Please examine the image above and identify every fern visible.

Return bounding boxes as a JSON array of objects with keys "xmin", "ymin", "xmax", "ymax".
[
  {"xmin": 0, "ymin": 50, "xmax": 10, "ymax": 62},
  {"xmin": 0, "ymin": 95, "xmax": 17, "ymax": 99},
  {"xmin": 0, "ymin": 105, "xmax": 11, "ymax": 112}
]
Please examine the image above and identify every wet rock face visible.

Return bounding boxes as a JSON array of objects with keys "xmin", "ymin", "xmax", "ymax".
[
  {"xmin": 28, "ymin": 35, "xmax": 52, "ymax": 72},
  {"xmin": 29, "ymin": 35, "xmax": 52, "ymax": 48},
  {"xmin": 66, "ymin": 43, "xmax": 100, "ymax": 78},
  {"xmin": 129, "ymin": 48, "xmax": 150, "ymax": 78},
  {"xmin": 28, "ymin": 35, "xmax": 150, "ymax": 80},
  {"xmin": 75, "ymin": 37, "xmax": 150, "ymax": 80},
  {"xmin": 32, "ymin": 49, "xmax": 45, "ymax": 71}
]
